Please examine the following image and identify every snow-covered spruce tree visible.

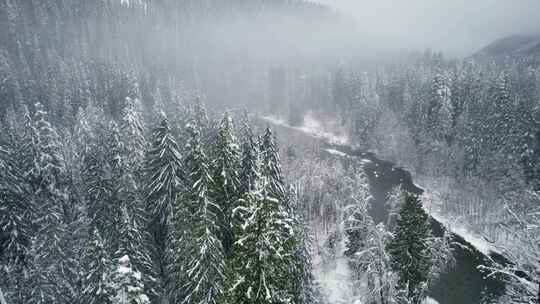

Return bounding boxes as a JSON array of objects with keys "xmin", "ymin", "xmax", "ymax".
[
  {"xmin": 192, "ymin": 97, "xmax": 210, "ymax": 136},
  {"xmin": 83, "ymin": 133, "xmax": 114, "ymax": 235},
  {"xmin": 169, "ymin": 97, "xmax": 191, "ymax": 141},
  {"xmin": 461, "ymin": 64, "xmax": 486, "ymax": 174},
  {"xmin": 211, "ymin": 112, "xmax": 240, "ymax": 255},
  {"xmin": 0, "ymin": 125, "xmax": 31, "ymax": 304},
  {"xmin": 386, "ymin": 194, "xmax": 433, "ymax": 304},
  {"xmin": 144, "ymin": 117, "xmax": 183, "ymax": 300},
  {"xmin": 120, "ymin": 97, "xmax": 147, "ymax": 177},
  {"xmin": 25, "ymin": 103, "xmax": 74, "ymax": 304},
  {"xmin": 73, "ymin": 101, "xmax": 106, "ymax": 156},
  {"xmin": 80, "ymin": 103, "xmax": 114, "ymax": 234},
  {"xmin": 385, "ymin": 186, "xmax": 407, "ymax": 232},
  {"xmin": 426, "ymin": 72, "xmax": 452, "ymax": 144},
  {"xmin": 227, "ymin": 176, "xmax": 296, "ymax": 304},
  {"xmin": 82, "ymin": 228, "xmax": 114, "ymax": 304},
  {"xmin": 107, "ymin": 120, "xmax": 148, "ymax": 247},
  {"xmin": 119, "ymin": 100, "xmax": 157, "ymax": 298},
  {"xmin": 238, "ymin": 113, "xmax": 259, "ymax": 194},
  {"xmin": 109, "ymin": 255, "xmax": 150, "ymax": 304},
  {"xmin": 89, "ymin": 121, "xmax": 127, "ymax": 245},
  {"xmin": 227, "ymin": 129, "xmax": 296, "ymax": 304},
  {"xmin": 484, "ymin": 72, "xmax": 519, "ymax": 172},
  {"xmin": 171, "ymin": 124, "xmax": 225, "ymax": 304},
  {"xmin": 84, "ymin": 120, "xmax": 158, "ymax": 300},
  {"xmin": 0, "ymin": 127, "xmax": 30, "ymax": 266},
  {"xmin": 114, "ymin": 206, "xmax": 156, "ymax": 299},
  {"xmin": 259, "ymin": 127, "xmax": 287, "ymax": 206}
]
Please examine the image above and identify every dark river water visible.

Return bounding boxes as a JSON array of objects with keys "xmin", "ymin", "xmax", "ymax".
[
  {"xmin": 333, "ymin": 145, "xmax": 506, "ymax": 304},
  {"xmin": 265, "ymin": 121, "xmax": 507, "ymax": 304}
]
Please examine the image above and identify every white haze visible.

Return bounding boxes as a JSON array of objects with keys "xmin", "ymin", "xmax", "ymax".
[{"xmin": 319, "ymin": 0, "xmax": 540, "ymax": 57}]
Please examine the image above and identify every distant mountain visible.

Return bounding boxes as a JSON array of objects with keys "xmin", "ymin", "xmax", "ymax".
[{"xmin": 474, "ymin": 33, "xmax": 540, "ymax": 59}]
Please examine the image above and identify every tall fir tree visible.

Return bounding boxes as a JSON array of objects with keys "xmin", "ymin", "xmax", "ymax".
[
  {"xmin": 386, "ymin": 194, "xmax": 433, "ymax": 304},
  {"xmin": 238, "ymin": 113, "xmax": 259, "ymax": 194},
  {"xmin": 0, "ymin": 125, "xmax": 31, "ymax": 304},
  {"xmin": 115, "ymin": 207, "xmax": 158, "ymax": 301},
  {"xmin": 173, "ymin": 124, "xmax": 225, "ymax": 304},
  {"xmin": 83, "ymin": 134, "xmax": 114, "ymax": 235},
  {"xmin": 211, "ymin": 112, "xmax": 240, "ymax": 255},
  {"xmin": 259, "ymin": 127, "xmax": 287, "ymax": 207},
  {"xmin": 120, "ymin": 97, "xmax": 147, "ymax": 178},
  {"xmin": 81, "ymin": 228, "xmax": 114, "ymax": 304},
  {"xmin": 144, "ymin": 117, "xmax": 183, "ymax": 301},
  {"xmin": 228, "ymin": 129, "xmax": 296, "ymax": 304},
  {"xmin": 228, "ymin": 175, "xmax": 296, "ymax": 304},
  {"xmin": 0, "ymin": 127, "xmax": 30, "ymax": 266},
  {"xmin": 25, "ymin": 103, "xmax": 74, "ymax": 304},
  {"xmin": 192, "ymin": 97, "xmax": 210, "ymax": 135},
  {"xmin": 145, "ymin": 117, "xmax": 183, "ymax": 224}
]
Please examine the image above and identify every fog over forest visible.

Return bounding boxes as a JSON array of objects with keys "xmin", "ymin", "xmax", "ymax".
[
  {"xmin": 321, "ymin": 0, "xmax": 540, "ymax": 56},
  {"xmin": 0, "ymin": 1, "xmax": 539, "ymax": 304}
]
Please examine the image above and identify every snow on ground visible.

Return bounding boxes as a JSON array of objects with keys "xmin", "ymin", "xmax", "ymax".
[
  {"xmin": 424, "ymin": 296, "xmax": 440, "ymax": 304},
  {"xmin": 261, "ymin": 112, "xmax": 349, "ymax": 145},
  {"xmin": 325, "ymin": 148, "xmax": 348, "ymax": 157},
  {"xmin": 312, "ymin": 224, "xmax": 355, "ymax": 304},
  {"xmin": 419, "ymin": 183, "xmax": 500, "ymax": 257}
]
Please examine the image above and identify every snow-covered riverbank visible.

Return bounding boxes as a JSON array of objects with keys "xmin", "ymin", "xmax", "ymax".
[
  {"xmin": 263, "ymin": 113, "xmax": 511, "ymax": 303},
  {"xmin": 262, "ymin": 113, "xmax": 504, "ymax": 261},
  {"xmin": 261, "ymin": 113, "xmax": 349, "ymax": 145}
]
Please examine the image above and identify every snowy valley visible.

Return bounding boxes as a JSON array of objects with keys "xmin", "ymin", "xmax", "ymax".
[{"xmin": 0, "ymin": 1, "xmax": 539, "ymax": 304}]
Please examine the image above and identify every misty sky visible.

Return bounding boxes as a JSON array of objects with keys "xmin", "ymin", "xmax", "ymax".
[{"xmin": 319, "ymin": 0, "xmax": 540, "ymax": 57}]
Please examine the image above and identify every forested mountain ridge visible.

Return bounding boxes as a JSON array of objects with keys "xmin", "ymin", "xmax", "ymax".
[{"xmin": 473, "ymin": 33, "xmax": 540, "ymax": 60}]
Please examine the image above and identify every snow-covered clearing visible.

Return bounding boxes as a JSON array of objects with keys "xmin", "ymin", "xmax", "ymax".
[{"xmin": 261, "ymin": 112, "xmax": 349, "ymax": 145}]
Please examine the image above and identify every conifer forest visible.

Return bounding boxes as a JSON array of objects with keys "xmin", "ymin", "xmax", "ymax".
[{"xmin": 0, "ymin": 1, "xmax": 539, "ymax": 304}]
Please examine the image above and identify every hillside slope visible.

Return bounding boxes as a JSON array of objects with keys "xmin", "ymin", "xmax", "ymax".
[{"xmin": 474, "ymin": 33, "xmax": 540, "ymax": 59}]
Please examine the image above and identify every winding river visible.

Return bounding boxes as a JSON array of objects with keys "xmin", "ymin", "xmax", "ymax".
[{"xmin": 265, "ymin": 118, "xmax": 507, "ymax": 304}]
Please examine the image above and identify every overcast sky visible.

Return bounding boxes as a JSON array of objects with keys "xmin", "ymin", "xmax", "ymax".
[{"xmin": 318, "ymin": 0, "xmax": 540, "ymax": 57}]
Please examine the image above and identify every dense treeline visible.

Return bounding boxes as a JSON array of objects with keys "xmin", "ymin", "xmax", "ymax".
[
  {"xmin": 0, "ymin": 96, "xmax": 321, "ymax": 304},
  {"xmin": 262, "ymin": 50, "xmax": 540, "ymax": 302},
  {"xmin": 319, "ymin": 53, "xmax": 540, "ymax": 303},
  {"xmin": 0, "ymin": 0, "xmax": 342, "ymax": 124}
]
